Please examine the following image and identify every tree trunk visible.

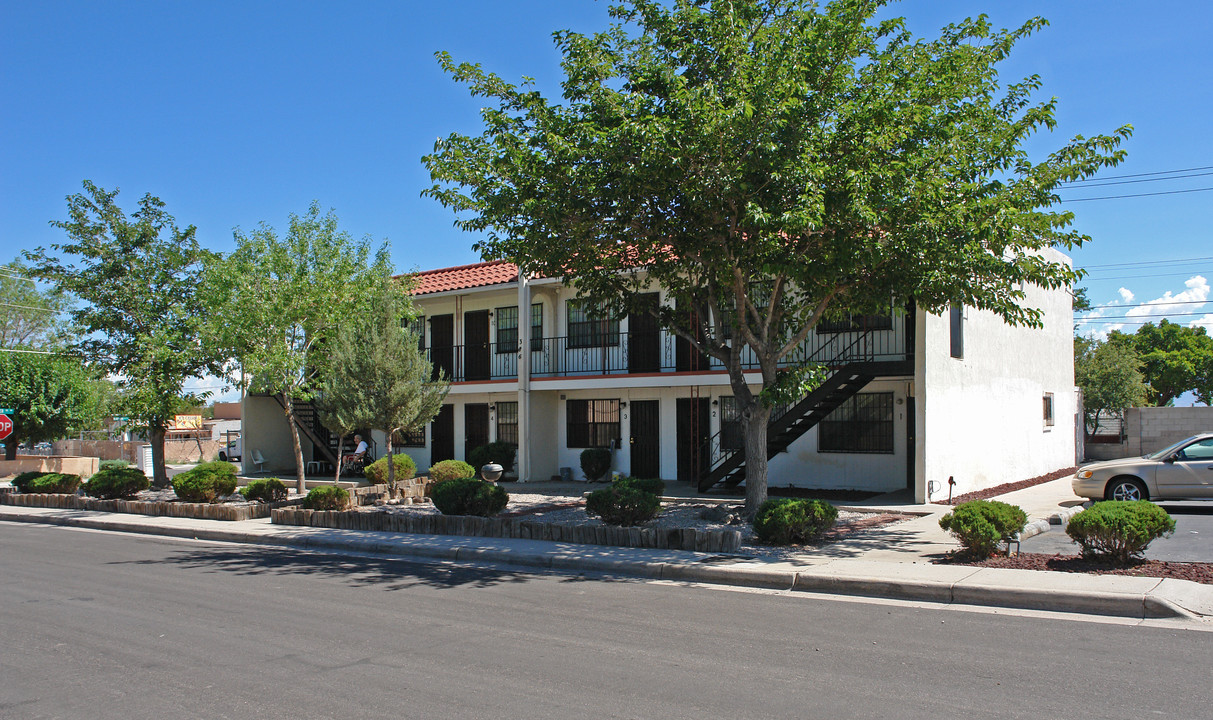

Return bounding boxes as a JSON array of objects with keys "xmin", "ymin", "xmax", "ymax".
[
  {"xmin": 385, "ymin": 431, "xmax": 396, "ymax": 500},
  {"xmin": 149, "ymin": 426, "xmax": 169, "ymax": 488},
  {"xmin": 742, "ymin": 404, "xmax": 772, "ymax": 516},
  {"xmin": 4, "ymin": 440, "xmax": 17, "ymax": 461},
  {"xmin": 282, "ymin": 392, "xmax": 306, "ymax": 494},
  {"xmin": 333, "ymin": 432, "xmax": 346, "ymax": 485}
]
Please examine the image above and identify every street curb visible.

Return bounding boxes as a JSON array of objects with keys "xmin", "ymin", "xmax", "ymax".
[{"xmin": 0, "ymin": 510, "xmax": 1200, "ymax": 621}]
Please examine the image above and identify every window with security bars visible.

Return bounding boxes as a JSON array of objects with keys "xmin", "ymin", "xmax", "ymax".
[
  {"xmin": 530, "ymin": 302, "xmax": 543, "ymax": 350},
  {"xmin": 818, "ymin": 393, "xmax": 894, "ymax": 454},
  {"xmin": 719, "ymin": 396, "xmax": 744, "ymax": 451},
  {"xmin": 567, "ymin": 300, "xmax": 619, "ymax": 348},
  {"xmin": 393, "ymin": 427, "xmax": 426, "ymax": 448},
  {"xmin": 816, "ymin": 313, "xmax": 893, "ymax": 333},
  {"xmin": 496, "ymin": 401, "xmax": 519, "ymax": 445},
  {"xmin": 566, "ymin": 399, "xmax": 620, "ymax": 448},
  {"xmin": 496, "ymin": 306, "xmax": 518, "ymax": 353},
  {"xmin": 407, "ymin": 316, "xmax": 425, "ymax": 349}
]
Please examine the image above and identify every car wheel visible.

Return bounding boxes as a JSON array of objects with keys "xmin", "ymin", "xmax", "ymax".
[
  {"xmin": 1105, "ymin": 477, "xmax": 1148, "ymax": 502},
  {"xmin": 219, "ymin": 451, "xmax": 228, "ymax": 462}
]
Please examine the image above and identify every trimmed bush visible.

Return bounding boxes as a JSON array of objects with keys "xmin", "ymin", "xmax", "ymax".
[
  {"xmin": 430, "ymin": 477, "xmax": 509, "ymax": 517},
  {"xmin": 938, "ymin": 500, "xmax": 1027, "ymax": 558},
  {"xmin": 172, "ymin": 461, "xmax": 239, "ymax": 503},
  {"xmin": 98, "ymin": 459, "xmax": 131, "ymax": 471},
  {"xmin": 84, "ymin": 466, "xmax": 149, "ymax": 499},
  {"xmin": 12, "ymin": 472, "xmax": 81, "ymax": 494},
  {"xmin": 613, "ymin": 476, "xmax": 665, "ymax": 496},
  {"xmin": 580, "ymin": 447, "xmax": 611, "ymax": 482},
  {"xmin": 468, "ymin": 441, "xmax": 517, "ymax": 473},
  {"xmin": 240, "ymin": 478, "xmax": 288, "ymax": 503},
  {"xmin": 428, "ymin": 459, "xmax": 476, "ymax": 483},
  {"xmin": 585, "ymin": 485, "xmax": 662, "ymax": 526},
  {"xmin": 303, "ymin": 485, "xmax": 350, "ymax": 511},
  {"xmin": 1066, "ymin": 500, "xmax": 1176, "ymax": 564},
  {"xmin": 364, "ymin": 453, "xmax": 417, "ymax": 485},
  {"xmin": 753, "ymin": 498, "xmax": 839, "ymax": 545}
]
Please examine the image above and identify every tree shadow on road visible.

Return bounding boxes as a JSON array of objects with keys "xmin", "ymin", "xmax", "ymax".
[{"xmin": 111, "ymin": 542, "xmax": 626, "ymax": 592}]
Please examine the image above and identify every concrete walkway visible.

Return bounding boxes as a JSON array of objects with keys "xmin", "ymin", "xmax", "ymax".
[{"xmin": 2, "ymin": 477, "xmax": 1210, "ymax": 622}]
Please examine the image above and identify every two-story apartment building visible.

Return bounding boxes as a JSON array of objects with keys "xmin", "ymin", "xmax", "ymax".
[{"xmin": 242, "ymin": 252, "xmax": 1078, "ymax": 503}]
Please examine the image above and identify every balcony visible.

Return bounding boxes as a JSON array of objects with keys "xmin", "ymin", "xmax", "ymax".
[{"xmin": 426, "ymin": 315, "xmax": 911, "ymax": 383}]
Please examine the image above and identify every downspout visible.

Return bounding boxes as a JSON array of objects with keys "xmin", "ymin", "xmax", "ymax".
[{"xmin": 517, "ymin": 273, "xmax": 531, "ymax": 482}]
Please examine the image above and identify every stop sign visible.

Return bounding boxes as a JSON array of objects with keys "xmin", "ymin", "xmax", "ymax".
[{"xmin": 0, "ymin": 413, "xmax": 12, "ymax": 441}]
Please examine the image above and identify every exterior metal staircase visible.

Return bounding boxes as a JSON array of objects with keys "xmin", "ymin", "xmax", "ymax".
[{"xmin": 270, "ymin": 396, "xmax": 339, "ymax": 468}]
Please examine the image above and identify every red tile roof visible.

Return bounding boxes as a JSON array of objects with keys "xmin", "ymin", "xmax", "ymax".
[{"xmin": 409, "ymin": 260, "xmax": 519, "ymax": 295}]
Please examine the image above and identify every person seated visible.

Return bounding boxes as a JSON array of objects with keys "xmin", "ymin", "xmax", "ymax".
[{"xmin": 341, "ymin": 434, "xmax": 369, "ymax": 472}]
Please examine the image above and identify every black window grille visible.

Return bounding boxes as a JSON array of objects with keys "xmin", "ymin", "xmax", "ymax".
[
  {"xmin": 818, "ymin": 393, "xmax": 895, "ymax": 454},
  {"xmin": 817, "ymin": 313, "xmax": 893, "ymax": 334},
  {"xmin": 566, "ymin": 399, "xmax": 620, "ymax": 448},
  {"xmin": 496, "ymin": 306, "xmax": 518, "ymax": 353},
  {"xmin": 530, "ymin": 303, "xmax": 543, "ymax": 351},
  {"xmin": 719, "ymin": 396, "xmax": 744, "ymax": 451},
  {"xmin": 567, "ymin": 300, "xmax": 619, "ymax": 348},
  {"xmin": 496, "ymin": 401, "xmax": 519, "ymax": 445},
  {"xmin": 394, "ymin": 427, "xmax": 426, "ymax": 448}
]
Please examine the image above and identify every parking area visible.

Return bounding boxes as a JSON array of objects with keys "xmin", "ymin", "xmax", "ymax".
[{"xmin": 1022, "ymin": 501, "xmax": 1213, "ymax": 563}]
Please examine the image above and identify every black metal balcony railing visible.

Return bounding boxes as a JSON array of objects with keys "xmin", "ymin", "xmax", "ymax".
[{"xmin": 424, "ymin": 319, "xmax": 910, "ymax": 383}]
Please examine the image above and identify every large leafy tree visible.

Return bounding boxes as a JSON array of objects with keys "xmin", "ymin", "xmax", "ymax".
[
  {"xmin": 316, "ymin": 273, "xmax": 448, "ymax": 496},
  {"xmin": 1129, "ymin": 321, "xmax": 1213, "ymax": 406},
  {"xmin": 204, "ymin": 203, "xmax": 392, "ymax": 493},
  {"xmin": 424, "ymin": 0, "xmax": 1130, "ymax": 511},
  {"xmin": 1074, "ymin": 335, "xmax": 1148, "ymax": 436},
  {"xmin": 26, "ymin": 181, "xmax": 220, "ymax": 486},
  {"xmin": 0, "ymin": 259, "xmax": 74, "ymax": 351},
  {"xmin": 0, "ymin": 353, "xmax": 96, "ymax": 460}
]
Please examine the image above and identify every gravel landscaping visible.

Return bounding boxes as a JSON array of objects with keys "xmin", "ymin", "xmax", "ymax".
[
  {"xmin": 942, "ymin": 552, "xmax": 1213, "ymax": 585},
  {"xmin": 366, "ymin": 491, "xmax": 912, "ymax": 559}
]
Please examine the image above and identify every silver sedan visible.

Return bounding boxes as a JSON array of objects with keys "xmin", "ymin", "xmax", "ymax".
[{"xmin": 1073, "ymin": 433, "xmax": 1213, "ymax": 501}]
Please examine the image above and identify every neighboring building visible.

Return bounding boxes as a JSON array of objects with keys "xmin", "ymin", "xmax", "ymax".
[{"xmin": 243, "ymin": 252, "xmax": 1077, "ymax": 503}]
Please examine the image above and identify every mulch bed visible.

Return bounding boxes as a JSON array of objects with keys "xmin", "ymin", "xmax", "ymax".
[
  {"xmin": 941, "ymin": 552, "xmax": 1213, "ymax": 585},
  {"xmin": 945, "ymin": 467, "xmax": 1077, "ymax": 505}
]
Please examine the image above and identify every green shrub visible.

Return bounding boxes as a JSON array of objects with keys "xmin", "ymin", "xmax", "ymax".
[
  {"xmin": 1066, "ymin": 500, "xmax": 1176, "ymax": 564},
  {"xmin": 84, "ymin": 466, "xmax": 149, "ymax": 499},
  {"xmin": 98, "ymin": 459, "xmax": 131, "ymax": 471},
  {"xmin": 303, "ymin": 485, "xmax": 350, "ymax": 511},
  {"xmin": 428, "ymin": 459, "xmax": 476, "ymax": 483},
  {"xmin": 364, "ymin": 453, "xmax": 417, "ymax": 485},
  {"xmin": 240, "ymin": 478, "xmax": 288, "ymax": 503},
  {"xmin": 938, "ymin": 500, "xmax": 1027, "ymax": 558},
  {"xmin": 172, "ymin": 461, "xmax": 239, "ymax": 503},
  {"xmin": 12, "ymin": 472, "xmax": 81, "ymax": 494},
  {"xmin": 468, "ymin": 441, "xmax": 517, "ymax": 473},
  {"xmin": 585, "ymin": 485, "xmax": 662, "ymax": 526},
  {"xmin": 429, "ymin": 477, "xmax": 509, "ymax": 516},
  {"xmin": 613, "ymin": 476, "xmax": 665, "ymax": 496},
  {"xmin": 752, "ymin": 498, "xmax": 839, "ymax": 545},
  {"xmin": 580, "ymin": 447, "xmax": 612, "ymax": 482}
]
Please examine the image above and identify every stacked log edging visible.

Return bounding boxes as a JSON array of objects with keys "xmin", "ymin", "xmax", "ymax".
[
  {"xmin": 0, "ymin": 492, "xmax": 299, "ymax": 521},
  {"xmin": 271, "ymin": 507, "xmax": 742, "ymax": 553}
]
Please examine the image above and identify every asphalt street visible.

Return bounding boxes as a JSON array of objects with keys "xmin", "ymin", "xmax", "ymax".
[
  {"xmin": 1023, "ymin": 502, "xmax": 1213, "ymax": 561},
  {"xmin": 1, "ymin": 522, "xmax": 1208, "ymax": 720}
]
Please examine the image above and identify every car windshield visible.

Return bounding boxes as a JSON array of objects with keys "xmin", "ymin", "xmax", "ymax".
[{"xmin": 1146, "ymin": 436, "xmax": 1202, "ymax": 460}]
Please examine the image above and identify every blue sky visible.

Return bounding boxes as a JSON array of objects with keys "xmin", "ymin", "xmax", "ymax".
[{"xmin": 3, "ymin": 0, "xmax": 1211, "ymax": 387}]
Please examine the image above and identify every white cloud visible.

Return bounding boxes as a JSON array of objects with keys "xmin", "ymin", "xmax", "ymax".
[
  {"xmin": 1190, "ymin": 314, "xmax": 1213, "ymax": 333},
  {"xmin": 1125, "ymin": 275, "xmax": 1209, "ymax": 320},
  {"xmin": 1118, "ymin": 287, "xmax": 1134, "ymax": 303}
]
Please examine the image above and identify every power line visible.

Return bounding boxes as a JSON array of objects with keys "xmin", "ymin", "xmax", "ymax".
[
  {"xmin": 1061, "ymin": 165, "xmax": 1213, "ymax": 183},
  {"xmin": 1059, "ymin": 170, "xmax": 1213, "ymax": 189},
  {"xmin": 0, "ymin": 347, "xmax": 58, "ymax": 355},
  {"xmin": 1061, "ymin": 186, "xmax": 1213, "ymax": 202},
  {"xmin": 1081, "ymin": 299, "xmax": 1210, "ymax": 310},
  {"xmin": 0, "ymin": 301, "xmax": 60, "ymax": 313},
  {"xmin": 1082, "ymin": 270, "xmax": 1213, "ymax": 282},
  {"xmin": 1077, "ymin": 256, "xmax": 1213, "ymax": 270},
  {"xmin": 1076, "ymin": 311, "xmax": 1213, "ymax": 322}
]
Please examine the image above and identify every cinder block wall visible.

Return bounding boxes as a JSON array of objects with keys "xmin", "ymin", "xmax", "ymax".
[{"xmin": 1085, "ymin": 407, "xmax": 1213, "ymax": 461}]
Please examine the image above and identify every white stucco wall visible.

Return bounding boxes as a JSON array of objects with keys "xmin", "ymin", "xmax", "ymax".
[
  {"xmin": 916, "ymin": 251, "xmax": 1077, "ymax": 502},
  {"xmin": 240, "ymin": 395, "xmax": 298, "ymax": 475}
]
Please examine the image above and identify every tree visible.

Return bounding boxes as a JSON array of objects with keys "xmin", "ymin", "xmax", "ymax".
[
  {"xmin": 0, "ymin": 258, "xmax": 73, "ymax": 350},
  {"xmin": 0, "ymin": 352, "xmax": 97, "ymax": 460},
  {"xmin": 204, "ymin": 203, "xmax": 391, "ymax": 493},
  {"xmin": 26, "ymin": 181, "xmax": 220, "ymax": 486},
  {"xmin": 424, "ymin": 0, "xmax": 1130, "ymax": 512},
  {"xmin": 1130, "ymin": 321, "xmax": 1213, "ymax": 406},
  {"xmin": 317, "ymin": 273, "xmax": 449, "ymax": 497},
  {"xmin": 1074, "ymin": 335, "xmax": 1148, "ymax": 436}
]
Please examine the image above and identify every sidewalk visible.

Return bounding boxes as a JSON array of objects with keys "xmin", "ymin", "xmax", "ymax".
[{"xmin": 2, "ymin": 477, "xmax": 1210, "ymax": 622}]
